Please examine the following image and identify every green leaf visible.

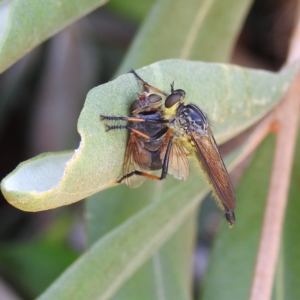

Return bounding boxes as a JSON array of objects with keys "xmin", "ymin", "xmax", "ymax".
[
  {"xmin": 201, "ymin": 134, "xmax": 276, "ymax": 300},
  {"xmin": 0, "ymin": 0, "xmax": 109, "ymax": 73},
  {"xmin": 37, "ymin": 168, "xmax": 213, "ymax": 300},
  {"xmin": 117, "ymin": 0, "xmax": 252, "ymax": 74},
  {"xmin": 36, "ymin": 136, "xmax": 260, "ymax": 299},
  {"xmin": 112, "ymin": 215, "xmax": 197, "ymax": 300},
  {"xmin": 0, "ymin": 241, "xmax": 78, "ymax": 298},
  {"xmin": 86, "ymin": 183, "xmax": 197, "ymax": 300},
  {"xmin": 1, "ymin": 60, "xmax": 298, "ymax": 211},
  {"xmin": 106, "ymin": 0, "xmax": 155, "ymax": 23}
]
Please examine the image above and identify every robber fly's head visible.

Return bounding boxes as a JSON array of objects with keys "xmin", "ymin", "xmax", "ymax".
[{"xmin": 165, "ymin": 83, "xmax": 186, "ymax": 108}]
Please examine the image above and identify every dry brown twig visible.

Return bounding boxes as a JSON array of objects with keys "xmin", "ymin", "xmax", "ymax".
[{"xmin": 248, "ymin": 12, "xmax": 300, "ymax": 300}]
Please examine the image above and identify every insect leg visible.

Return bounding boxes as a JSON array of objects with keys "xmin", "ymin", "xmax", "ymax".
[
  {"xmin": 100, "ymin": 115, "xmax": 130, "ymax": 121},
  {"xmin": 130, "ymin": 70, "xmax": 167, "ymax": 96},
  {"xmin": 100, "ymin": 115, "xmax": 168, "ymax": 124},
  {"xmin": 157, "ymin": 135, "xmax": 174, "ymax": 180},
  {"xmin": 104, "ymin": 125, "xmax": 153, "ymax": 139},
  {"xmin": 100, "ymin": 115, "xmax": 146, "ymax": 122}
]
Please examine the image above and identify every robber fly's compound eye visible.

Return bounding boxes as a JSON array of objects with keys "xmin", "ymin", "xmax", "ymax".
[
  {"xmin": 165, "ymin": 89, "xmax": 186, "ymax": 108},
  {"xmin": 148, "ymin": 94, "xmax": 162, "ymax": 104},
  {"xmin": 130, "ymin": 100, "xmax": 140, "ymax": 112}
]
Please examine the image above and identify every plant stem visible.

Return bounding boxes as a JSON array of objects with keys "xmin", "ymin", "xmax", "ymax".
[
  {"xmin": 249, "ymin": 14, "xmax": 300, "ymax": 298},
  {"xmin": 249, "ymin": 70, "xmax": 300, "ymax": 300}
]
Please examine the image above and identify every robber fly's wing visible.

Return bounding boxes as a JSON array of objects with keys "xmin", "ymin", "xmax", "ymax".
[
  {"xmin": 160, "ymin": 131, "xmax": 189, "ymax": 181},
  {"xmin": 122, "ymin": 133, "xmax": 150, "ymax": 188},
  {"xmin": 189, "ymin": 129, "xmax": 236, "ymax": 214}
]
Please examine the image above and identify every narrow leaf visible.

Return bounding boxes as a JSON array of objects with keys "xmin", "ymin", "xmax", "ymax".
[
  {"xmin": 117, "ymin": 0, "xmax": 253, "ymax": 74},
  {"xmin": 37, "ymin": 135, "xmax": 262, "ymax": 299},
  {"xmin": 0, "ymin": 0, "xmax": 108, "ymax": 73},
  {"xmin": 1, "ymin": 60, "xmax": 297, "ymax": 211},
  {"xmin": 37, "ymin": 169, "xmax": 214, "ymax": 300}
]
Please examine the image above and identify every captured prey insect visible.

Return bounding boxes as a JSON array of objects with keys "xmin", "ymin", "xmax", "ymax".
[
  {"xmin": 100, "ymin": 70, "xmax": 189, "ymax": 188},
  {"xmin": 100, "ymin": 71, "xmax": 236, "ymax": 226}
]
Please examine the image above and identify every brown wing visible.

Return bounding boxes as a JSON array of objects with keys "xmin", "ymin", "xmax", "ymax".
[
  {"xmin": 122, "ymin": 133, "xmax": 152, "ymax": 188},
  {"xmin": 189, "ymin": 129, "xmax": 235, "ymax": 214}
]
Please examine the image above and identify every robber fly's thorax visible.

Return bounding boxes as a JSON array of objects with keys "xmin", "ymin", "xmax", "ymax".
[{"xmin": 174, "ymin": 103, "xmax": 209, "ymax": 135}]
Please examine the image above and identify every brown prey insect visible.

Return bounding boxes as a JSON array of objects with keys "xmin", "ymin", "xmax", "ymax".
[{"xmin": 100, "ymin": 70, "xmax": 189, "ymax": 188}]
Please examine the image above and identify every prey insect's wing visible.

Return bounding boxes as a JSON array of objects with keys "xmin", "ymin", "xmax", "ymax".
[
  {"xmin": 160, "ymin": 131, "xmax": 189, "ymax": 181},
  {"xmin": 122, "ymin": 133, "xmax": 150, "ymax": 188},
  {"xmin": 189, "ymin": 129, "xmax": 236, "ymax": 214}
]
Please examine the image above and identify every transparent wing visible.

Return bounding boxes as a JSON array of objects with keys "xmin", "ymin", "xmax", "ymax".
[
  {"xmin": 122, "ymin": 134, "xmax": 151, "ymax": 188},
  {"xmin": 189, "ymin": 128, "xmax": 236, "ymax": 213},
  {"xmin": 122, "ymin": 130, "xmax": 190, "ymax": 187},
  {"xmin": 160, "ymin": 131, "xmax": 189, "ymax": 181}
]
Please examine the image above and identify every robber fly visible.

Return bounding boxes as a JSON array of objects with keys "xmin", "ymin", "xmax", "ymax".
[
  {"xmin": 101, "ymin": 71, "xmax": 236, "ymax": 226},
  {"xmin": 162, "ymin": 86, "xmax": 236, "ymax": 226},
  {"xmin": 100, "ymin": 70, "xmax": 188, "ymax": 188}
]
